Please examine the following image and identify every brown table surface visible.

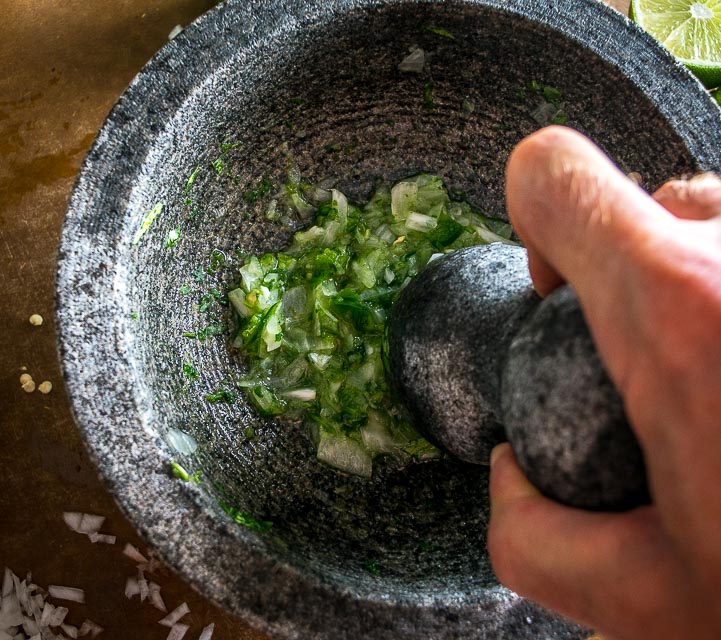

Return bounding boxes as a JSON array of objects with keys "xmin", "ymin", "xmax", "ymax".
[{"xmin": 1, "ymin": 1, "xmax": 627, "ymax": 638}]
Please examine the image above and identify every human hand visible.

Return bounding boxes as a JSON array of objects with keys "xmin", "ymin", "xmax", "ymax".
[{"xmin": 489, "ymin": 126, "xmax": 721, "ymax": 639}]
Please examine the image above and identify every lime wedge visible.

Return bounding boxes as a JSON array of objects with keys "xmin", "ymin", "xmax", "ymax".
[{"xmin": 630, "ymin": 0, "xmax": 721, "ymax": 87}]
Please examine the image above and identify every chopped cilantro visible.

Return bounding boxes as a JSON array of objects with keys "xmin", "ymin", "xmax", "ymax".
[
  {"xmin": 423, "ymin": 81, "xmax": 434, "ymax": 110},
  {"xmin": 244, "ymin": 176, "xmax": 273, "ymax": 204},
  {"xmin": 131, "ymin": 202, "xmax": 163, "ymax": 246},
  {"xmin": 171, "ymin": 462, "xmax": 201, "ymax": 483},
  {"xmin": 197, "ymin": 322, "xmax": 226, "ymax": 340},
  {"xmin": 206, "ymin": 388, "xmax": 235, "ymax": 403},
  {"xmin": 363, "ymin": 559, "xmax": 379, "ymax": 576},
  {"xmin": 245, "ymin": 426, "xmax": 256, "ymax": 440},
  {"xmin": 180, "ymin": 283, "xmax": 192, "ymax": 295},
  {"xmin": 207, "ymin": 249, "xmax": 227, "ymax": 274},
  {"xmin": 183, "ymin": 165, "xmax": 200, "ymax": 194},
  {"xmin": 423, "ymin": 25, "xmax": 455, "ymax": 39},
  {"xmin": 193, "ymin": 266, "xmax": 206, "ymax": 282},
  {"xmin": 182, "ymin": 362, "xmax": 199, "ymax": 380},
  {"xmin": 219, "ymin": 502, "xmax": 273, "ymax": 532},
  {"xmin": 131, "ymin": 311, "xmax": 138, "ymax": 320}
]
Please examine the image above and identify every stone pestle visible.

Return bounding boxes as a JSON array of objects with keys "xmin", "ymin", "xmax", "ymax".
[{"xmin": 386, "ymin": 243, "xmax": 650, "ymax": 511}]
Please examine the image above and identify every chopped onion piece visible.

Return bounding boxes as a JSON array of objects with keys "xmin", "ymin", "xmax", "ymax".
[
  {"xmin": 61, "ymin": 624, "xmax": 79, "ymax": 639},
  {"xmin": 166, "ymin": 428, "xmax": 198, "ymax": 456},
  {"xmin": 168, "ymin": 24, "xmax": 183, "ymax": 40},
  {"xmin": 87, "ymin": 532, "xmax": 116, "ymax": 545},
  {"xmin": 62, "ymin": 512, "xmax": 83, "ymax": 532},
  {"xmin": 198, "ymin": 623, "xmax": 215, "ymax": 640},
  {"xmin": 0, "ymin": 631, "xmax": 12, "ymax": 640},
  {"xmin": 137, "ymin": 570, "xmax": 149, "ymax": 603},
  {"xmin": 281, "ymin": 388, "xmax": 316, "ymax": 402},
  {"xmin": 166, "ymin": 623, "xmax": 189, "ymax": 640},
  {"xmin": 78, "ymin": 619, "xmax": 103, "ymax": 637},
  {"xmin": 316, "ymin": 434, "xmax": 372, "ymax": 478},
  {"xmin": 77, "ymin": 514, "xmax": 106, "ymax": 535},
  {"xmin": 158, "ymin": 602, "xmax": 190, "ymax": 628},
  {"xmin": 398, "ymin": 47, "xmax": 425, "ymax": 73},
  {"xmin": 148, "ymin": 582, "xmax": 167, "ymax": 613},
  {"xmin": 2, "ymin": 567, "xmax": 13, "ymax": 596},
  {"xmin": 41, "ymin": 603, "xmax": 68, "ymax": 627},
  {"xmin": 124, "ymin": 577, "xmax": 139, "ymax": 599},
  {"xmin": 405, "ymin": 212, "xmax": 438, "ymax": 232},
  {"xmin": 22, "ymin": 617, "xmax": 39, "ymax": 636},
  {"xmin": 48, "ymin": 586, "xmax": 85, "ymax": 604},
  {"xmin": 122, "ymin": 543, "xmax": 148, "ymax": 564}
]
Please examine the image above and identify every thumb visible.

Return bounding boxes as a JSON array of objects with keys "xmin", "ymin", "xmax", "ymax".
[{"xmin": 487, "ymin": 443, "xmax": 701, "ymax": 640}]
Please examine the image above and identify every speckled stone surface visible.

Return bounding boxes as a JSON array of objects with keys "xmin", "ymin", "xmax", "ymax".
[
  {"xmin": 55, "ymin": 0, "xmax": 721, "ymax": 638},
  {"xmin": 502, "ymin": 286, "xmax": 650, "ymax": 511},
  {"xmin": 388, "ymin": 245, "xmax": 538, "ymax": 464}
]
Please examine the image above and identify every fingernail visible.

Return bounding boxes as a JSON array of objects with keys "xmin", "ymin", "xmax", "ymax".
[{"xmin": 490, "ymin": 443, "xmax": 509, "ymax": 468}]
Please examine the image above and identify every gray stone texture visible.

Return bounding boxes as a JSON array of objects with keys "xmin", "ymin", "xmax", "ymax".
[
  {"xmin": 388, "ymin": 245, "xmax": 538, "ymax": 464},
  {"xmin": 502, "ymin": 286, "xmax": 650, "ymax": 511}
]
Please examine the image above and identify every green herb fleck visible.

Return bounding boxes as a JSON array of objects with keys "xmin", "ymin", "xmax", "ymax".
[
  {"xmin": 423, "ymin": 81, "xmax": 434, "ymax": 110},
  {"xmin": 245, "ymin": 426, "xmax": 256, "ymax": 440},
  {"xmin": 182, "ymin": 331, "xmax": 197, "ymax": 339},
  {"xmin": 244, "ymin": 176, "xmax": 273, "ymax": 204},
  {"xmin": 206, "ymin": 388, "xmax": 235, "ymax": 403},
  {"xmin": 131, "ymin": 311, "xmax": 138, "ymax": 321},
  {"xmin": 416, "ymin": 540, "xmax": 438, "ymax": 553},
  {"xmin": 207, "ymin": 249, "xmax": 227, "ymax": 274},
  {"xmin": 197, "ymin": 322, "xmax": 226, "ymax": 340},
  {"xmin": 171, "ymin": 462, "xmax": 201, "ymax": 483},
  {"xmin": 182, "ymin": 362, "xmax": 199, "ymax": 380},
  {"xmin": 131, "ymin": 202, "xmax": 163, "ymax": 246},
  {"xmin": 364, "ymin": 559, "xmax": 380, "ymax": 576},
  {"xmin": 193, "ymin": 266, "xmax": 206, "ymax": 282},
  {"xmin": 180, "ymin": 283, "xmax": 192, "ymax": 295},
  {"xmin": 170, "ymin": 461, "xmax": 190, "ymax": 481},
  {"xmin": 212, "ymin": 158, "xmax": 224, "ymax": 174},
  {"xmin": 289, "ymin": 97, "xmax": 305, "ymax": 106},
  {"xmin": 423, "ymin": 25, "xmax": 455, "ymax": 39},
  {"xmin": 166, "ymin": 227, "xmax": 181, "ymax": 248},
  {"xmin": 184, "ymin": 165, "xmax": 200, "ymax": 194},
  {"xmin": 220, "ymin": 502, "xmax": 273, "ymax": 532}
]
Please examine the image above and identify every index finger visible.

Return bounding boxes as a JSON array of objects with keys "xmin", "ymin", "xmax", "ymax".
[{"xmin": 504, "ymin": 126, "xmax": 680, "ymax": 390}]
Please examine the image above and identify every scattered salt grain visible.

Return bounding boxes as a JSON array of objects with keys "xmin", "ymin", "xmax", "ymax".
[
  {"xmin": 38, "ymin": 381, "xmax": 53, "ymax": 394},
  {"xmin": 28, "ymin": 314, "xmax": 43, "ymax": 326},
  {"xmin": 158, "ymin": 602, "xmax": 190, "ymax": 628},
  {"xmin": 48, "ymin": 585, "xmax": 85, "ymax": 603}
]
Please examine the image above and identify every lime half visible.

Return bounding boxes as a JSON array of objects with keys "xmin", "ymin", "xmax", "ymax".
[{"xmin": 630, "ymin": 0, "xmax": 721, "ymax": 87}]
